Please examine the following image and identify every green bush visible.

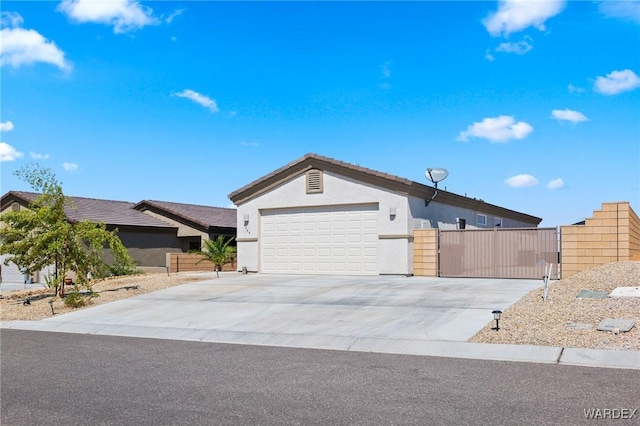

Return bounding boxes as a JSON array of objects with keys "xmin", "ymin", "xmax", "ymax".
[{"xmin": 63, "ymin": 289, "xmax": 98, "ymax": 308}]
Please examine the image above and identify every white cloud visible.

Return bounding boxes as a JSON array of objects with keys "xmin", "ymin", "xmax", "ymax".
[
  {"xmin": 381, "ymin": 61, "xmax": 391, "ymax": 78},
  {"xmin": 495, "ymin": 40, "xmax": 533, "ymax": 55},
  {"xmin": 594, "ymin": 69, "xmax": 640, "ymax": 95},
  {"xmin": 598, "ymin": 1, "xmax": 640, "ymax": 23},
  {"xmin": 174, "ymin": 89, "xmax": 219, "ymax": 112},
  {"xmin": 505, "ymin": 174, "xmax": 539, "ymax": 188},
  {"xmin": 0, "ymin": 142, "xmax": 24, "ymax": 162},
  {"xmin": 0, "ymin": 12, "xmax": 71, "ymax": 71},
  {"xmin": 551, "ymin": 109, "xmax": 588, "ymax": 124},
  {"xmin": 30, "ymin": 152, "xmax": 50, "ymax": 160},
  {"xmin": 240, "ymin": 141, "xmax": 259, "ymax": 147},
  {"xmin": 63, "ymin": 162, "xmax": 78, "ymax": 172},
  {"xmin": 546, "ymin": 178, "xmax": 564, "ymax": 189},
  {"xmin": 485, "ymin": 49, "xmax": 495, "ymax": 62},
  {"xmin": 58, "ymin": 0, "xmax": 158, "ymax": 34},
  {"xmin": 457, "ymin": 115, "xmax": 533, "ymax": 143},
  {"xmin": 483, "ymin": 0, "xmax": 565, "ymax": 37},
  {"xmin": 567, "ymin": 83, "xmax": 585, "ymax": 93},
  {"xmin": 165, "ymin": 9, "xmax": 184, "ymax": 24},
  {"xmin": 0, "ymin": 120, "xmax": 14, "ymax": 132}
]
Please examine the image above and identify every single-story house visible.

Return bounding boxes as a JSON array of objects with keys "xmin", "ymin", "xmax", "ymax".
[
  {"xmin": 228, "ymin": 153, "xmax": 542, "ymax": 276},
  {"xmin": 0, "ymin": 191, "xmax": 236, "ymax": 282},
  {"xmin": 133, "ymin": 199, "xmax": 236, "ymax": 252}
]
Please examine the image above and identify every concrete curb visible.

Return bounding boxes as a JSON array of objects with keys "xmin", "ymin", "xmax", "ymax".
[{"xmin": 2, "ymin": 320, "xmax": 638, "ymax": 370}]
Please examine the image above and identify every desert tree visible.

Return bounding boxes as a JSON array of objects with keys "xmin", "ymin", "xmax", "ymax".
[{"xmin": 0, "ymin": 164, "xmax": 135, "ymax": 296}]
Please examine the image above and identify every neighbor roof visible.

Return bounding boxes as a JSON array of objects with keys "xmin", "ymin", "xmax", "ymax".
[
  {"xmin": 134, "ymin": 200, "xmax": 237, "ymax": 230},
  {"xmin": 1, "ymin": 191, "xmax": 177, "ymax": 229},
  {"xmin": 228, "ymin": 153, "xmax": 542, "ymax": 225}
]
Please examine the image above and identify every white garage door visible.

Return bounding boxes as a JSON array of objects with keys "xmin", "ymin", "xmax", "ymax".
[{"xmin": 261, "ymin": 204, "xmax": 379, "ymax": 275}]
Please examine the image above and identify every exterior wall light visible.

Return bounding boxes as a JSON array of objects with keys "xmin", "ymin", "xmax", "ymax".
[
  {"xmin": 492, "ymin": 310, "xmax": 502, "ymax": 331},
  {"xmin": 243, "ymin": 214, "xmax": 249, "ymax": 225},
  {"xmin": 389, "ymin": 207, "xmax": 396, "ymax": 218}
]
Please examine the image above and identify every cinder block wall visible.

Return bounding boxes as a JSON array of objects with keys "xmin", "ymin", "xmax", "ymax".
[
  {"xmin": 413, "ymin": 229, "xmax": 438, "ymax": 276},
  {"xmin": 560, "ymin": 202, "xmax": 639, "ymax": 278},
  {"xmin": 167, "ymin": 253, "xmax": 237, "ymax": 273}
]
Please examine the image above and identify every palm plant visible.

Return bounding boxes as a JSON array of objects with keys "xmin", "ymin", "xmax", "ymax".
[{"xmin": 193, "ymin": 236, "xmax": 237, "ymax": 277}]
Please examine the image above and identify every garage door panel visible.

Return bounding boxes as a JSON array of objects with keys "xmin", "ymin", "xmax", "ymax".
[{"xmin": 261, "ymin": 205, "xmax": 379, "ymax": 275}]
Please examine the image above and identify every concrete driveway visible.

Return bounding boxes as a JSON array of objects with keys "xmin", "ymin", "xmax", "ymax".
[{"xmin": 3, "ymin": 274, "xmax": 542, "ymax": 353}]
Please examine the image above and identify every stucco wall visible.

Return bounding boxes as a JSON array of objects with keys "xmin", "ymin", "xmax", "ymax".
[
  {"xmin": 235, "ymin": 171, "xmax": 412, "ymax": 274},
  {"xmin": 408, "ymin": 196, "xmax": 537, "ymax": 230},
  {"xmin": 116, "ymin": 230, "xmax": 182, "ymax": 267}
]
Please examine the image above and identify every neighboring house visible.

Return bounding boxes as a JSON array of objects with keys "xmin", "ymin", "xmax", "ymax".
[
  {"xmin": 228, "ymin": 153, "xmax": 542, "ymax": 276},
  {"xmin": 133, "ymin": 200, "xmax": 236, "ymax": 251},
  {"xmin": 0, "ymin": 191, "xmax": 236, "ymax": 282}
]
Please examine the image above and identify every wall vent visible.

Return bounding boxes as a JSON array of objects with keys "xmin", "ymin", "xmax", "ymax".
[{"xmin": 306, "ymin": 169, "xmax": 323, "ymax": 194}]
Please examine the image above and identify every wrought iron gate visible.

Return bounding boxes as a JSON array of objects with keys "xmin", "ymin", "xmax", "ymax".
[{"xmin": 439, "ymin": 227, "xmax": 560, "ymax": 279}]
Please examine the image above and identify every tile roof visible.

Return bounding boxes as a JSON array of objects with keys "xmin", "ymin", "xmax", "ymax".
[
  {"xmin": 134, "ymin": 200, "xmax": 237, "ymax": 229},
  {"xmin": 2, "ymin": 191, "xmax": 176, "ymax": 229},
  {"xmin": 228, "ymin": 153, "xmax": 542, "ymax": 225}
]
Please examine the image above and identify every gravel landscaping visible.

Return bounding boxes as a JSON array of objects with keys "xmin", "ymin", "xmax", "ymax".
[
  {"xmin": 470, "ymin": 261, "xmax": 640, "ymax": 350},
  {"xmin": 0, "ymin": 272, "xmax": 213, "ymax": 321},
  {"xmin": 2, "ymin": 262, "xmax": 638, "ymax": 352}
]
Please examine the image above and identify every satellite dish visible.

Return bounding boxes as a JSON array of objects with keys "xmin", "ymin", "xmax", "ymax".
[{"xmin": 425, "ymin": 168, "xmax": 449, "ymax": 186}]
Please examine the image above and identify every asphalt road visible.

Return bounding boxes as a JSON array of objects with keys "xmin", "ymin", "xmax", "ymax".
[{"xmin": 1, "ymin": 330, "xmax": 638, "ymax": 425}]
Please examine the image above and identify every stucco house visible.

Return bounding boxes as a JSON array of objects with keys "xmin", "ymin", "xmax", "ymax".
[
  {"xmin": 228, "ymin": 153, "xmax": 541, "ymax": 276},
  {"xmin": 0, "ymin": 191, "xmax": 236, "ymax": 282}
]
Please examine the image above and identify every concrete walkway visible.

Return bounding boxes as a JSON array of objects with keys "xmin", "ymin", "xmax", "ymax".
[{"xmin": 2, "ymin": 274, "xmax": 638, "ymax": 370}]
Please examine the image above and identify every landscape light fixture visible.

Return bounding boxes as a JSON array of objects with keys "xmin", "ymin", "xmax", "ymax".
[{"xmin": 491, "ymin": 310, "xmax": 502, "ymax": 331}]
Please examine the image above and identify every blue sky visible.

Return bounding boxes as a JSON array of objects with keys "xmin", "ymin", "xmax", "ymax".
[{"xmin": 1, "ymin": 0, "xmax": 639, "ymax": 227}]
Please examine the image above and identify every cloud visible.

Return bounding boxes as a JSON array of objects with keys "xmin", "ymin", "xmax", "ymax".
[
  {"xmin": 457, "ymin": 115, "xmax": 533, "ymax": 143},
  {"xmin": 240, "ymin": 141, "xmax": 259, "ymax": 147},
  {"xmin": 505, "ymin": 174, "xmax": 538, "ymax": 188},
  {"xmin": 546, "ymin": 178, "xmax": 564, "ymax": 190},
  {"xmin": 63, "ymin": 162, "xmax": 79, "ymax": 172},
  {"xmin": 485, "ymin": 49, "xmax": 495, "ymax": 62},
  {"xmin": 483, "ymin": 0, "xmax": 565, "ymax": 37},
  {"xmin": 551, "ymin": 109, "xmax": 588, "ymax": 124},
  {"xmin": 598, "ymin": 1, "xmax": 640, "ymax": 23},
  {"xmin": 0, "ymin": 12, "xmax": 71, "ymax": 71},
  {"xmin": 58, "ymin": 0, "xmax": 158, "ymax": 34},
  {"xmin": 381, "ymin": 61, "xmax": 391, "ymax": 78},
  {"xmin": 174, "ymin": 89, "xmax": 219, "ymax": 112},
  {"xmin": 495, "ymin": 40, "xmax": 533, "ymax": 55},
  {"xmin": 0, "ymin": 120, "xmax": 14, "ymax": 132},
  {"xmin": 594, "ymin": 69, "xmax": 640, "ymax": 95},
  {"xmin": 567, "ymin": 83, "xmax": 585, "ymax": 94},
  {"xmin": 30, "ymin": 152, "xmax": 50, "ymax": 160},
  {"xmin": 0, "ymin": 142, "xmax": 24, "ymax": 162},
  {"xmin": 165, "ymin": 9, "xmax": 184, "ymax": 24}
]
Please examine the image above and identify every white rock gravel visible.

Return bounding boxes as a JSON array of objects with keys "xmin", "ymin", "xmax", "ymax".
[{"xmin": 470, "ymin": 261, "xmax": 640, "ymax": 351}]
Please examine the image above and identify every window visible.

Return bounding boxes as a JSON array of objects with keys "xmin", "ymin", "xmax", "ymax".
[
  {"xmin": 495, "ymin": 218, "xmax": 503, "ymax": 227},
  {"xmin": 306, "ymin": 169, "xmax": 323, "ymax": 193},
  {"xmin": 476, "ymin": 214, "xmax": 487, "ymax": 226},
  {"xmin": 11, "ymin": 202, "xmax": 20, "ymax": 211}
]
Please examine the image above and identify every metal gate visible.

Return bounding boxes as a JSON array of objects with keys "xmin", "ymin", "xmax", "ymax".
[{"xmin": 439, "ymin": 227, "xmax": 559, "ymax": 279}]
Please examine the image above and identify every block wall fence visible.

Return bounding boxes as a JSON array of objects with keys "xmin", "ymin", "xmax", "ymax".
[
  {"xmin": 560, "ymin": 202, "xmax": 639, "ymax": 278},
  {"xmin": 413, "ymin": 229, "xmax": 438, "ymax": 277},
  {"xmin": 412, "ymin": 202, "xmax": 639, "ymax": 279}
]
